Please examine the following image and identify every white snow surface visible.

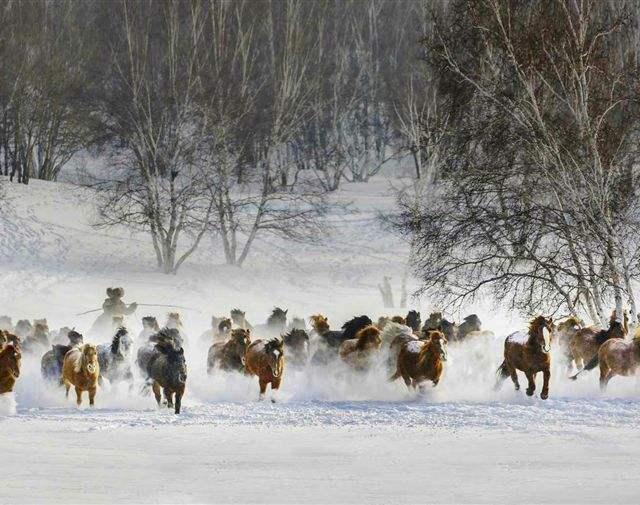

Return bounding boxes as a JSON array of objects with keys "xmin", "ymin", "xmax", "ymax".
[{"xmin": 2, "ymin": 178, "xmax": 640, "ymax": 504}]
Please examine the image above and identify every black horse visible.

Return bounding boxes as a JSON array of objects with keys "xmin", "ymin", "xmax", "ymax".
[
  {"xmin": 147, "ymin": 340, "xmax": 187, "ymax": 414},
  {"xmin": 98, "ymin": 327, "xmax": 134, "ymax": 384},
  {"xmin": 283, "ymin": 329, "xmax": 310, "ymax": 368}
]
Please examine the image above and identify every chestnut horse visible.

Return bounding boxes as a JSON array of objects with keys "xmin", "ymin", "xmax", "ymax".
[
  {"xmin": 569, "ymin": 310, "xmax": 627, "ymax": 370},
  {"xmin": 62, "ymin": 344, "xmax": 100, "ymax": 407},
  {"xmin": 339, "ymin": 325, "xmax": 382, "ymax": 370},
  {"xmin": 389, "ymin": 330, "xmax": 448, "ymax": 389},
  {"xmin": 597, "ymin": 330, "xmax": 640, "ymax": 391},
  {"xmin": 207, "ymin": 328, "xmax": 251, "ymax": 374},
  {"xmin": 0, "ymin": 344, "xmax": 21, "ymax": 394},
  {"xmin": 496, "ymin": 316, "xmax": 554, "ymax": 399},
  {"xmin": 245, "ymin": 338, "xmax": 284, "ymax": 402}
]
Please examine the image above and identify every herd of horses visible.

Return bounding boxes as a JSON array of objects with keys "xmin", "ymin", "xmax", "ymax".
[{"xmin": 1, "ymin": 307, "xmax": 640, "ymax": 414}]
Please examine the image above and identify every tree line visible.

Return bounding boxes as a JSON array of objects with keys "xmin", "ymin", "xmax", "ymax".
[
  {"xmin": 395, "ymin": 0, "xmax": 640, "ymax": 325},
  {"xmin": 0, "ymin": 0, "xmax": 431, "ymax": 272}
]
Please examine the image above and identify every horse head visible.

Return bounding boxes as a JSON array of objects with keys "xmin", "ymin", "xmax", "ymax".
[
  {"xmin": 1, "ymin": 344, "xmax": 21, "ymax": 378},
  {"xmin": 355, "ymin": 325, "xmax": 382, "ymax": 351},
  {"xmin": 142, "ymin": 316, "xmax": 160, "ymax": 331},
  {"xmin": 529, "ymin": 316, "xmax": 554, "ymax": 353},
  {"xmin": 310, "ymin": 314, "xmax": 330, "ymax": 334},
  {"xmin": 81, "ymin": 344, "xmax": 99, "ymax": 375},
  {"xmin": 265, "ymin": 338, "xmax": 284, "ymax": 378},
  {"xmin": 67, "ymin": 330, "xmax": 84, "ymax": 346},
  {"xmin": 342, "ymin": 315, "xmax": 373, "ymax": 340},
  {"xmin": 268, "ymin": 307, "xmax": 288, "ymax": 328},
  {"xmin": 405, "ymin": 310, "xmax": 421, "ymax": 332},
  {"xmin": 112, "ymin": 327, "xmax": 133, "ymax": 358},
  {"xmin": 424, "ymin": 330, "xmax": 448, "ymax": 362}
]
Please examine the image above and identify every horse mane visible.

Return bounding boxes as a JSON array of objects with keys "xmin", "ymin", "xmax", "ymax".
[
  {"xmin": 267, "ymin": 307, "xmax": 287, "ymax": 326},
  {"xmin": 310, "ymin": 314, "xmax": 330, "ymax": 333},
  {"xmin": 230, "ymin": 308, "xmax": 245, "ymax": 317},
  {"xmin": 418, "ymin": 331, "xmax": 444, "ymax": 363},
  {"xmin": 230, "ymin": 328, "xmax": 250, "ymax": 344},
  {"xmin": 354, "ymin": 326, "xmax": 381, "ymax": 351},
  {"xmin": 283, "ymin": 329, "xmax": 308, "ymax": 345},
  {"xmin": 74, "ymin": 344, "xmax": 96, "ymax": 373},
  {"xmin": 341, "ymin": 315, "xmax": 373, "ymax": 340},
  {"xmin": 264, "ymin": 337, "xmax": 284, "ymax": 353},
  {"xmin": 111, "ymin": 327, "xmax": 128, "ymax": 354},
  {"xmin": 528, "ymin": 316, "xmax": 549, "ymax": 338}
]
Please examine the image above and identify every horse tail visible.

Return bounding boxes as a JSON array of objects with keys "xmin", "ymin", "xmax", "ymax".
[
  {"xmin": 569, "ymin": 354, "xmax": 600, "ymax": 380},
  {"xmin": 496, "ymin": 360, "xmax": 509, "ymax": 379}
]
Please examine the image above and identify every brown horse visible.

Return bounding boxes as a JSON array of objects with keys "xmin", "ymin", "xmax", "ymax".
[
  {"xmin": 597, "ymin": 329, "xmax": 640, "ymax": 391},
  {"xmin": 496, "ymin": 316, "xmax": 554, "ymax": 399},
  {"xmin": 0, "ymin": 344, "xmax": 21, "ymax": 394},
  {"xmin": 62, "ymin": 344, "xmax": 100, "ymax": 407},
  {"xmin": 0, "ymin": 330, "xmax": 20, "ymax": 349},
  {"xmin": 389, "ymin": 330, "xmax": 448, "ymax": 389},
  {"xmin": 339, "ymin": 325, "xmax": 382, "ymax": 370},
  {"xmin": 569, "ymin": 310, "xmax": 627, "ymax": 372},
  {"xmin": 207, "ymin": 328, "xmax": 251, "ymax": 374},
  {"xmin": 245, "ymin": 338, "xmax": 284, "ymax": 402}
]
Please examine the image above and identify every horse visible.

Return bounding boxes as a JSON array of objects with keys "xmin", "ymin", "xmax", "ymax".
[
  {"xmin": 0, "ymin": 344, "xmax": 21, "ymax": 394},
  {"xmin": 137, "ymin": 316, "xmax": 160, "ymax": 344},
  {"xmin": 422, "ymin": 312, "xmax": 458, "ymax": 342},
  {"xmin": 457, "ymin": 314, "xmax": 482, "ymax": 340},
  {"xmin": 41, "ymin": 330, "xmax": 84, "ymax": 383},
  {"xmin": 339, "ymin": 325, "xmax": 382, "ymax": 370},
  {"xmin": 200, "ymin": 316, "xmax": 232, "ymax": 344},
  {"xmin": 252, "ymin": 307, "xmax": 288, "ymax": 337},
  {"xmin": 137, "ymin": 328, "xmax": 182, "ymax": 377},
  {"xmin": 97, "ymin": 327, "xmax": 134, "ymax": 384},
  {"xmin": 405, "ymin": 310, "xmax": 421, "ymax": 333},
  {"xmin": 62, "ymin": 344, "xmax": 100, "ymax": 407},
  {"xmin": 569, "ymin": 310, "xmax": 627, "ymax": 372},
  {"xmin": 245, "ymin": 338, "xmax": 284, "ymax": 402},
  {"xmin": 309, "ymin": 314, "xmax": 373, "ymax": 364},
  {"xmin": 14, "ymin": 320, "xmax": 33, "ymax": 339},
  {"xmin": 495, "ymin": 316, "xmax": 554, "ymax": 399},
  {"xmin": 597, "ymin": 329, "xmax": 640, "ymax": 391},
  {"xmin": 207, "ymin": 328, "xmax": 251, "ymax": 374},
  {"xmin": 147, "ymin": 341, "xmax": 187, "ymax": 414},
  {"xmin": 22, "ymin": 321, "xmax": 50, "ymax": 354},
  {"xmin": 390, "ymin": 330, "xmax": 448, "ymax": 390},
  {"xmin": 283, "ymin": 329, "xmax": 310, "ymax": 368},
  {"xmin": 230, "ymin": 308, "xmax": 253, "ymax": 330}
]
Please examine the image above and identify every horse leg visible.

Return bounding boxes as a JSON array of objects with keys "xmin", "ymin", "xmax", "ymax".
[
  {"xmin": 258, "ymin": 379, "xmax": 267, "ymax": 401},
  {"xmin": 164, "ymin": 388, "xmax": 174, "ymax": 409},
  {"xmin": 525, "ymin": 371, "xmax": 536, "ymax": 396},
  {"xmin": 599, "ymin": 364, "xmax": 612, "ymax": 392},
  {"xmin": 271, "ymin": 378, "xmax": 281, "ymax": 403},
  {"xmin": 540, "ymin": 368, "xmax": 550, "ymax": 400},
  {"xmin": 89, "ymin": 387, "xmax": 97, "ymax": 407},
  {"xmin": 505, "ymin": 362, "xmax": 520, "ymax": 391},
  {"xmin": 64, "ymin": 381, "xmax": 71, "ymax": 399},
  {"xmin": 152, "ymin": 382, "xmax": 162, "ymax": 407},
  {"xmin": 174, "ymin": 389, "xmax": 182, "ymax": 415},
  {"xmin": 75, "ymin": 386, "xmax": 83, "ymax": 407}
]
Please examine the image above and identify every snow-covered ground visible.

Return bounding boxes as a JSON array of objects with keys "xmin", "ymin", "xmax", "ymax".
[{"xmin": 2, "ymin": 177, "xmax": 640, "ymax": 504}]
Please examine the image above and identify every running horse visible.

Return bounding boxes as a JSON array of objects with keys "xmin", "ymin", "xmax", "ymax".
[{"xmin": 495, "ymin": 316, "xmax": 554, "ymax": 399}]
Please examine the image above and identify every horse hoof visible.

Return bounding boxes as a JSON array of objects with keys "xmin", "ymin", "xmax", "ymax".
[
  {"xmin": 526, "ymin": 389, "xmax": 534, "ymax": 396},
  {"xmin": 541, "ymin": 392, "xmax": 548, "ymax": 400}
]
